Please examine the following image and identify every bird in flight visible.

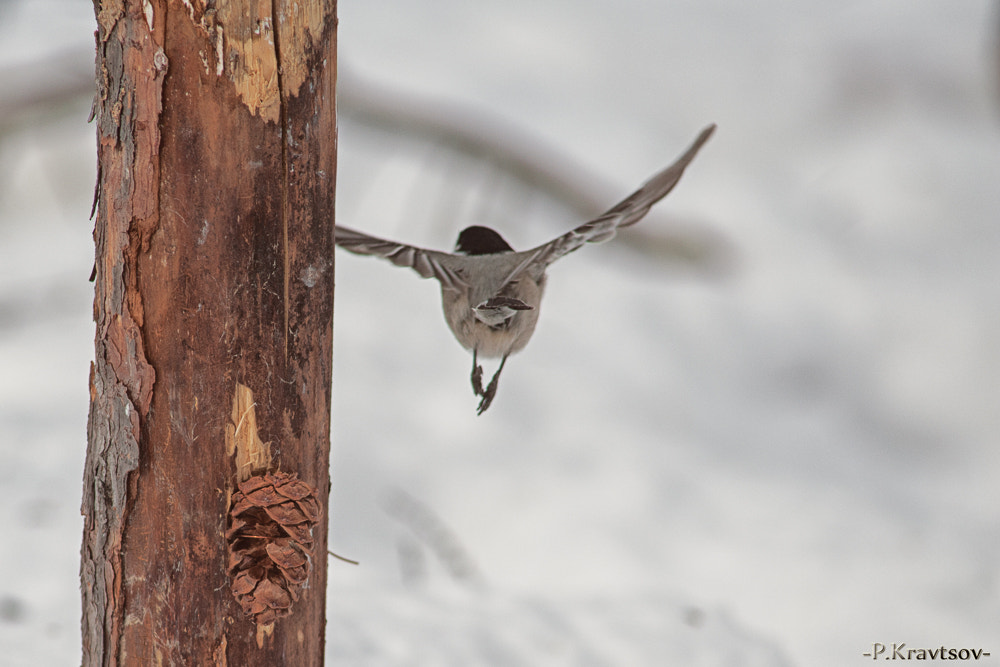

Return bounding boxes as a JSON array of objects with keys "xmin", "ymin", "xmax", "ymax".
[{"xmin": 335, "ymin": 124, "xmax": 715, "ymax": 414}]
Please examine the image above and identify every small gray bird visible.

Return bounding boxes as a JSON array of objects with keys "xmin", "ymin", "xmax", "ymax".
[{"xmin": 336, "ymin": 124, "xmax": 715, "ymax": 414}]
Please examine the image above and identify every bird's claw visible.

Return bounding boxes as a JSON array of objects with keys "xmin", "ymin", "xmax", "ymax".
[
  {"xmin": 473, "ymin": 355, "xmax": 507, "ymax": 415},
  {"xmin": 476, "ymin": 377, "xmax": 499, "ymax": 415}
]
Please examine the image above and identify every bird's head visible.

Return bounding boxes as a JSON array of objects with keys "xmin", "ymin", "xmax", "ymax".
[{"xmin": 455, "ymin": 226, "xmax": 514, "ymax": 255}]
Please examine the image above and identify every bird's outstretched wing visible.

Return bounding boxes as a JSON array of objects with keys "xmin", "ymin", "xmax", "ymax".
[
  {"xmin": 334, "ymin": 226, "xmax": 469, "ymax": 292},
  {"xmin": 514, "ymin": 124, "xmax": 716, "ymax": 278}
]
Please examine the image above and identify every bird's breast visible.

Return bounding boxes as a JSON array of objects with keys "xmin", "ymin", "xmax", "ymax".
[{"xmin": 441, "ymin": 276, "xmax": 544, "ymax": 358}]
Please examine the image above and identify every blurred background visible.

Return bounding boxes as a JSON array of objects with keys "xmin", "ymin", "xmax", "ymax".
[{"xmin": 1, "ymin": 0, "xmax": 998, "ymax": 664}]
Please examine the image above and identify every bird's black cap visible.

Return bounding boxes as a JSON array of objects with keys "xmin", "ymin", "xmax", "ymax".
[{"xmin": 455, "ymin": 226, "xmax": 514, "ymax": 255}]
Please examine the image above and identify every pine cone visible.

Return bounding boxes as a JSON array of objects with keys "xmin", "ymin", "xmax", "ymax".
[{"xmin": 226, "ymin": 471, "xmax": 321, "ymax": 626}]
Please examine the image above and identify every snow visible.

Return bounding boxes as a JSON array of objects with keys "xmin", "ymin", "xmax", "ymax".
[{"xmin": 1, "ymin": 0, "xmax": 998, "ymax": 665}]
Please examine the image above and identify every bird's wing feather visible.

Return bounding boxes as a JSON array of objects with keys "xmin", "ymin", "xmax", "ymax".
[
  {"xmin": 515, "ymin": 124, "xmax": 715, "ymax": 277},
  {"xmin": 334, "ymin": 226, "xmax": 469, "ymax": 292},
  {"xmin": 336, "ymin": 124, "xmax": 715, "ymax": 296}
]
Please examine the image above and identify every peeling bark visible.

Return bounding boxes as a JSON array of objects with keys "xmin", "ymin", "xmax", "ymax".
[{"xmin": 82, "ymin": 1, "xmax": 337, "ymax": 665}]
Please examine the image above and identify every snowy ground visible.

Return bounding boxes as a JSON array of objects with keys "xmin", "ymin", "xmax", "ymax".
[{"xmin": 1, "ymin": 1, "xmax": 999, "ymax": 665}]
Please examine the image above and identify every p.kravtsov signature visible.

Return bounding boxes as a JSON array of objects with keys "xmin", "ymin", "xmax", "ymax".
[{"xmin": 863, "ymin": 643, "xmax": 991, "ymax": 661}]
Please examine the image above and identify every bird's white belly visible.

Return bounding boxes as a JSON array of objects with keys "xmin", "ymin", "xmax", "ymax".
[{"xmin": 441, "ymin": 279, "xmax": 543, "ymax": 358}]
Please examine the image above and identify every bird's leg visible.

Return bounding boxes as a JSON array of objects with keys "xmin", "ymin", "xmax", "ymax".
[
  {"xmin": 471, "ymin": 348, "xmax": 485, "ymax": 397},
  {"xmin": 476, "ymin": 354, "xmax": 508, "ymax": 415}
]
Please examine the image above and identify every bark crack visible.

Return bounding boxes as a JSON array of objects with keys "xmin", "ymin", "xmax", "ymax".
[{"xmin": 271, "ymin": 0, "xmax": 291, "ymax": 362}]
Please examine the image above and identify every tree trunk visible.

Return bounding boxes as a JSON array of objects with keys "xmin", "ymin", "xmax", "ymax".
[{"xmin": 82, "ymin": 1, "xmax": 337, "ymax": 665}]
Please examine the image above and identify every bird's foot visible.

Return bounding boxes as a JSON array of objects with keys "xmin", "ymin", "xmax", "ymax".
[
  {"xmin": 476, "ymin": 378, "xmax": 499, "ymax": 415},
  {"xmin": 475, "ymin": 355, "xmax": 508, "ymax": 415}
]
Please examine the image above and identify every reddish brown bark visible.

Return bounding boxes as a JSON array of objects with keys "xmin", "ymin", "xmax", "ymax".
[{"xmin": 83, "ymin": 1, "xmax": 337, "ymax": 665}]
